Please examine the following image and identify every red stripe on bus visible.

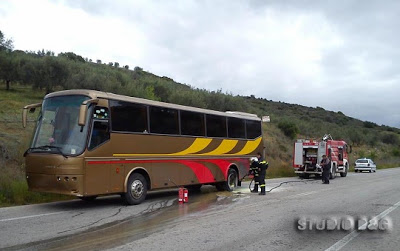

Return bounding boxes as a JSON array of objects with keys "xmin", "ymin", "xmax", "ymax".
[
  {"xmin": 87, "ymin": 158, "xmax": 242, "ymax": 181},
  {"xmin": 178, "ymin": 160, "xmax": 215, "ymax": 183},
  {"xmin": 202, "ymin": 159, "xmax": 232, "ymax": 179},
  {"xmin": 87, "ymin": 159, "xmax": 218, "ymax": 184}
]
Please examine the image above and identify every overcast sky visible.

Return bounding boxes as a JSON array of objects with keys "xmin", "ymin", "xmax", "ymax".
[{"xmin": 1, "ymin": 0, "xmax": 399, "ymax": 127}]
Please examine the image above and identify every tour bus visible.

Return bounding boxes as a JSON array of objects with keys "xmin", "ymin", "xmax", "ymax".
[{"xmin": 22, "ymin": 90, "xmax": 264, "ymax": 205}]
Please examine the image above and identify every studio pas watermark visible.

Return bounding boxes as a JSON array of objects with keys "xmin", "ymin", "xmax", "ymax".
[{"xmin": 296, "ymin": 215, "xmax": 392, "ymax": 232}]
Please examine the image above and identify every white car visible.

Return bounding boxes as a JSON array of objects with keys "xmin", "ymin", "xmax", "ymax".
[{"xmin": 354, "ymin": 158, "xmax": 377, "ymax": 173}]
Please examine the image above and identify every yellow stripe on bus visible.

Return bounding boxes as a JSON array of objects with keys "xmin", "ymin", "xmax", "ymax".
[
  {"xmin": 113, "ymin": 137, "xmax": 261, "ymax": 157},
  {"xmin": 231, "ymin": 137, "xmax": 262, "ymax": 155},
  {"xmin": 171, "ymin": 138, "xmax": 212, "ymax": 155},
  {"xmin": 113, "ymin": 138, "xmax": 212, "ymax": 157},
  {"xmin": 200, "ymin": 139, "xmax": 238, "ymax": 155}
]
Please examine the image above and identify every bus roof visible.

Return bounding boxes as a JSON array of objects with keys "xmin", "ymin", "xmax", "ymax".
[{"xmin": 45, "ymin": 89, "xmax": 261, "ymax": 121}]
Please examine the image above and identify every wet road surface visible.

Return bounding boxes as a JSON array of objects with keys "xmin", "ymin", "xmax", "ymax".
[{"xmin": 1, "ymin": 168, "xmax": 400, "ymax": 250}]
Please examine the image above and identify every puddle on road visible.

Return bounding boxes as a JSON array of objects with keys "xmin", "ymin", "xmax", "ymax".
[{"xmin": 15, "ymin": 187, "xmax": 250, "ymax": 251}]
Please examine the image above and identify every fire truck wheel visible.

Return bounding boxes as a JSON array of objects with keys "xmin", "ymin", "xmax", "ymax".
[
  {"xmin": 340, "ymin": 165, "xmax": 348, "ymax": 177},
  {"xmin": 124, "ymin": 173, "xmax": 148, "ymax": 205},
  {"xmin": 330, "ymin": 166, "xmax": 336, "ymax": 179},
  {"xmin": 216, "ymin": 169, "xmax": 238, "ymax": 191}
]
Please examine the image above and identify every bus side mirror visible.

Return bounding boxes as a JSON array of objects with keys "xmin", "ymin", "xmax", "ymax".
[
  {"xmin": 78, "ymin": 98, "xmax": 99, "ymax": 126},
  {"xmin": 22, "ymin": 103, "xmax": 42, "ymax": 128}
]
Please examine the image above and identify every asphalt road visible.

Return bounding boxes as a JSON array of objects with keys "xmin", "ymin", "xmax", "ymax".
[{"xmin": 1, "ymin": 168, "xmax": 400, "ymax": 251}]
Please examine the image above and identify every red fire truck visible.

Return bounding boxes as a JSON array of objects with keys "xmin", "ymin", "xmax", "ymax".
[{"xmin": 293, "ymin": 134, "xmax": 350, "ymax": 179}]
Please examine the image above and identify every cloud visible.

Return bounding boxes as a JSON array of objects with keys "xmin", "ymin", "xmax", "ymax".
[{"xmin": 1, "ymin": 0, "xmax": 399, "ymax": 127}]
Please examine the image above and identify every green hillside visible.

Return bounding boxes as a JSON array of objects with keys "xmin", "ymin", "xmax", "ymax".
[{"xmin": 0, "ymin": 31, "xmax": 399, "ymax": 206}]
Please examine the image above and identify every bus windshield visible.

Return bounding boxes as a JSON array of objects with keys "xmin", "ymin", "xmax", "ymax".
[{"xmin": 31, "ymin": 95, "xmax": 91, "ymax": 156}]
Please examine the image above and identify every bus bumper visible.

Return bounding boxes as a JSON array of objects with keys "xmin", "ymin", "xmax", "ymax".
[{"xmin": 26, "ymin": 173, "xmax": 84, "ymax": 197}]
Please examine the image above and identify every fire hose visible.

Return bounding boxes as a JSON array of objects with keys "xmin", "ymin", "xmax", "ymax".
[{"xmin": 240, "ymin": 174, "xmax": 319, "ymax": 193}]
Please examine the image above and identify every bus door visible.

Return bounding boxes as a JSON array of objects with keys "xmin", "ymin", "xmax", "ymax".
[{"xmin": 85, "ymin": 107, "xmax": 112, "ymax": 195}]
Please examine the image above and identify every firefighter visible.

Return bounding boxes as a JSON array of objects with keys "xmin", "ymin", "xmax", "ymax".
[
  {"xmin": 321, "ymin": 154, "xmax": 331, "ymax": 184},
  {"xmin": 257, "ymin": 152, "xmax": 269, "ymax": 195},
  {"xmin": 249, "ymin": 157, "xmax": 260, "ymax": 193}
]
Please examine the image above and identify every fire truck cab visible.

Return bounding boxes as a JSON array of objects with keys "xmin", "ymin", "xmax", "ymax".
[{"xmin": 293, "ymin": 135, "xmax": 350, "ymax": 179}]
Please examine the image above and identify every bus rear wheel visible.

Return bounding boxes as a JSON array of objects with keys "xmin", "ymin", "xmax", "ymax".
[
  {"xmin": 216, "ymin": 169, "xmax": 238, "ymax": 192},
  {"xmin": 124, "ymin": 173, "xmax": 147, "ymax": 205}
]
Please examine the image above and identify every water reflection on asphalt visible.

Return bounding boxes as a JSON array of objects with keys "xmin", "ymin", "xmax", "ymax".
[{"xmin": 24, "ymin": 186, "xmax": 251, "ymax": 251}]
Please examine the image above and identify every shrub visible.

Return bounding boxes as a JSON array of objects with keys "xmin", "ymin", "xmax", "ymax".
[
  {"xmin": 265, "ymin": 159, "xmax": 296, "ymax": 178},
  {"xmin": 367, "ymin": 150, "xmax": 378, "ymax": 160},
  {"xmin": 363, "ymin": 121, "xmax": 377, "ymax": 128},
  {"xmin": 349, "ymin": 130, "xmax": 363, "ymax": 146},
  {"xmin": 365, "ymin": 133, "xmax": 379, "ymax": 147},
  {"xmin": 392, "ymin": 148, "xmax": 400, "ymax": 157},
  {"xmin": 381, "ymin": 133, "xmax": 400, "ymax": 145},
  {"xmin": 357, "ymin": 150, "xmax": 366, "ymax": 159},
  {"xmin": 277, "ymin": 121, "xmax": 299, "ymax": 139}
]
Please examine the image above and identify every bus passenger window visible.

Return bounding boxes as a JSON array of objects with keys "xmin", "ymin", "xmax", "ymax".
[
  {"xmin": 206, "ymin": 114, "xmax": 227, "ymax": 137},
  {"xmin": 180, "ymin": 111, "xmax": 205, "ymax": 136},
  {"xmin": 228, "ymin": 117, "xmax": 245, "ymax": 138},
  {"xmin": 110, "ymin": 100, "xmax": 148, "ymax": 133},
  {"xmin": 89, "ymin": 121, "xmax": 110, "ymax": 150},
  {"xmin": 246, "ymin": 120, "xmax": 261, "ymax": 139},
  {"xmin": 149, "ymin": 106, "xmax": 179, "ymax": 135}
]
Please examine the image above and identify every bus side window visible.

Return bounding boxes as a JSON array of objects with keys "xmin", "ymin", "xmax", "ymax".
[
  {"xmin": 89, "ymin": 121, "xmax": 110, "ymax": 150},
  {"xmin": 246, "ymin": 120, "xmax": 261, "ymax": 139}
]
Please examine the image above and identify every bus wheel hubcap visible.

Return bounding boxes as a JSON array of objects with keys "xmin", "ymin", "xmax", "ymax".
[
  {"xmin": 130, "ymin": 180, "xmax": 144, "ymax": 199},
  {"xmin": 228, "ymin": 173, "xmax": 237, "ymax": 189}
]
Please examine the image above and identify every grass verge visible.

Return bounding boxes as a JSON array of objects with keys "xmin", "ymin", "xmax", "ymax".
[{"xmin": 0, "ymin": 162, "xmax": 72, "ymax": 207}]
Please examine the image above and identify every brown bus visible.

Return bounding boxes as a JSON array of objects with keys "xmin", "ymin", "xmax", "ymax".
[{"xmin": 22, "ymin": 89, "xmax": 264, "ymax": 205}]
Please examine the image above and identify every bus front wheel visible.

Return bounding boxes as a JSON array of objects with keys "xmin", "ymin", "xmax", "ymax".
[{"xmin": 124, "ymin": 173, "xmax": 148, "ymax": 205}]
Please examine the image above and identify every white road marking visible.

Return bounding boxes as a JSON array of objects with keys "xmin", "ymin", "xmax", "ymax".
[
  {"xmin": 0, "ymin": 211, "xmax": 66, "ymax": 222},
  {"xmin": 325, "ymin": 199, "xmax": 400, "ymax": 251}
]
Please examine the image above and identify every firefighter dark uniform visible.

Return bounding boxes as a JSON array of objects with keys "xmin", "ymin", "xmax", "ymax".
[
  {"xmin": 321, "ymin": 155, "xmax": 331, "ymax": 184},
  {"xmin": 249, "ymin": 159, "xmax": 260, "ymax": 193},
  {"xmin": 258, "ymin": 157, "xmax": 268, "ymax": 195}
]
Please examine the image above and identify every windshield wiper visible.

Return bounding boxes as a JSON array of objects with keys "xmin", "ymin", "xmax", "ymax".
[{"xmin": 24, "ymin": 145, "xmax": 68, "ymax": 158}]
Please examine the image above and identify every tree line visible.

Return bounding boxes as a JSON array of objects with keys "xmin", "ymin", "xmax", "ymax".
[
  {"xmin": 0, "ymin": 30, "xmax": 248, "ymax": 114},
  {"xmin": 1, "ymin": 29, "xmax": 399, "ymax": 148}
]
